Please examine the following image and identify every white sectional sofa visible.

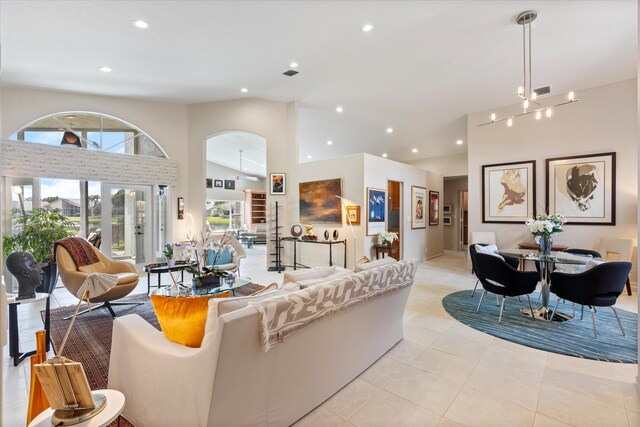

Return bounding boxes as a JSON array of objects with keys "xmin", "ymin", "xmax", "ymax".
[{"xmin": 108, "ymin": 259, "xmax": 418, "ymax": 427}]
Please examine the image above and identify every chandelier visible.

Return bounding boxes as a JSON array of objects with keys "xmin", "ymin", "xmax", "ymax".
[{"xmin": 479, "ymin": 11, "xmax": 578, "ymax": 127}]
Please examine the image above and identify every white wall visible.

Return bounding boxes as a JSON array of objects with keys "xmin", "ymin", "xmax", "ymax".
[
  {"xmin": 408, "ymin": 153, "xmax": 468, "ymax": 178},
  {"xmin": 293, "ymin": 154, "xmax": 364, "ymax": 269},
  {"xmin": 363, "ymin": 154, "xmax": 444, "ymax": 261},
  {"xmin": 205, "ymin": 161, "xmax": 265, "ymax": 202},
  {"xmin": 186, "ymin": 98, "xmax": 297, "ymax": 269},
  {"xmin": 468, "ymin": 79, "xmax": 637, "ymax": 273}
]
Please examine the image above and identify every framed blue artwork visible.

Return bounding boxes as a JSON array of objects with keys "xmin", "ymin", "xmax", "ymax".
[{"xmin": 367, "ymin": 187, "xmax": 386, "ymax": 236}]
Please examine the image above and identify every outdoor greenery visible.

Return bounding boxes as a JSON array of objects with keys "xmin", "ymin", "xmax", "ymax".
[
  {"xmin": 207, "ymin": 216, "xmax": 231, "ymax": 226},
  {"xmin": 3, "ymin": 208, "xmax": 76, "ymax": 263}
]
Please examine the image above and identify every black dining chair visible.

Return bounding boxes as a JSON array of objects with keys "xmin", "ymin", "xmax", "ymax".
[
  {"xmin": 549, "ymin": 261, "xmax": 632, "ymax": 338},
  {"xmin": 469, "ymin": 244, "xmax": 519, "ymax": 297},
  {"xmin": 474, "ymin": 253, "xmax": 539, "ymax": 323}
]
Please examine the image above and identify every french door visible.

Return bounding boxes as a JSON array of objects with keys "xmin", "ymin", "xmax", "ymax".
[{"xmin": 101, "ymin": 183, "xmax": 153, "ymax": 267}]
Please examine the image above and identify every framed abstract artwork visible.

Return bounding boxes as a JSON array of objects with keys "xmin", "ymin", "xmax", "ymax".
[
  {"xmin": 482, "ymin": 160, "xmax": 536, "ymax": 223},
  {"xmin": 270, "ymin": 173, "xmax": 286, "ymax": 195},
  {"xmin": 346, "ymin": 205, "xmax": 361, "ymax": 225},
  {"xmin": 411, "ymin": 185, "xmax": 426, "ymax": 229},
  {"xmin": 214, "ymin": 179, "xmax": 223, "ymax": 188},
  {"xmin": 224, "ymin": 180, "xmax": 236, "ymax": 190},
  {"xmin": 443, "ymin": 216, "xmax": 452, "ymax": 226},
  {"xmin": 546, "ymin": 152, "xmax": 615, "ymax": 225},
  {"xmin": 443, "ymin": 204, "xmax": 452, "ymax": 214},
  {"xmin": 429, "ymin": 191, "xmax": 439, "ymax": 226},
  {"xmin": 366, "ymin": 187, "xmax": 386, "ymax": 236},
  {"xmin": 299, "ymin": 178, "xmax": 342, "ymax": 223},
  {"xmin": 206, "ymin": 178, "xmax": 213, "ymax": 188}
]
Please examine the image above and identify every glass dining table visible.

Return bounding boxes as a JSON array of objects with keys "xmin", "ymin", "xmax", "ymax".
[{"xmin": 498, "ymin": 249, "xmax": 595, "ymax": 321}]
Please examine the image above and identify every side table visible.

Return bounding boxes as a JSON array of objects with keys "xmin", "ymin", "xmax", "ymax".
[
  {"xmin": 144, "ymin": 261, "xmax": 194, "ymax": 294},
  {"xmin": 374, "ymin": 245, "xmax": 399, "ymax": 260},
  {"xmin": 28, "ymin": 389, "xmax": 125, "ymax": 427},
  {"xmin": 8, "ymin": 292, "xmax": 50, "ymax": 367}
]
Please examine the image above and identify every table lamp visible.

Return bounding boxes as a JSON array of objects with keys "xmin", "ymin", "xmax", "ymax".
[{"xmin": 34, "ymin": 273, "xmax": 118, "ymax": 425}]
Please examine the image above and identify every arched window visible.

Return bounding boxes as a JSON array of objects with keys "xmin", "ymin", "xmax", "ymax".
[{"xmin": 10, "ymin": 111, "xmax": 167, "ymax": 158}]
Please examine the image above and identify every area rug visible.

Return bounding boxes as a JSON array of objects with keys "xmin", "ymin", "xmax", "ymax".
[
  {"xmin": 442, "ymin": 290, "xmax": 638, "ymax": 363},
  {"xmin": 44, "ymin": 284, "xmax": 265, "ymax": 391}
]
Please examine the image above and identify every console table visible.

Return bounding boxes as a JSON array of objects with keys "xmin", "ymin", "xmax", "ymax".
[{"xmin": 280, "ymin": 237, "xmax": 347, "ymax": 270}]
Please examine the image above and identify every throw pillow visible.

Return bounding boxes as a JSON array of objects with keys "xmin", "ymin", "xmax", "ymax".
[
  {"xmin": 151, "ymin": 291, "xmax": 231, "ymax": 348},
  {"xmin": 201, "ymin": 288, "xmax": 291, "ymax": 345},
  {"xmin": 354, "ymin": 257, "xmax": 396, "ymax": 272},
  {"xmin": 555, "ymin": 264, "xmax": 589, "ymax": 274},
  {"xmin": 207, "ymin": 247, "xmax": 234, "ymax": 265},
  {"xmin": 282, "ymin": 266, "xmax": 337, "ymax": 284},
  {"xmin": 474, "ymin": 244, "xmax": 505, "ymax": 261}
]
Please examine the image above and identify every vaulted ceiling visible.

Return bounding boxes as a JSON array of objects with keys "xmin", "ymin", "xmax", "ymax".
[{"xmin": 1, "ymin": 1, "xmax": 636, "ymax": 163}]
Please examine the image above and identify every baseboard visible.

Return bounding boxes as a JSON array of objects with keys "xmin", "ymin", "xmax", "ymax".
[{"xmin": 425, "ymin": 252, "xmax": 445, "ymax": 261}]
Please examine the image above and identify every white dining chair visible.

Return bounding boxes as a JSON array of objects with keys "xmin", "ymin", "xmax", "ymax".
[
  {"xmin": 599, "ymin": 237, "xmax": 634, "ymax": 295},
  {"xmin": 470, "ymin": 231, "xmax": 497, "ymax": 246}
]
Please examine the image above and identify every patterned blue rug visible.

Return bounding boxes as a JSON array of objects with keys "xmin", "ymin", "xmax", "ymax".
[{"xmin": 442, "ymin": 290, "xmax": 638, "ymax": 363}]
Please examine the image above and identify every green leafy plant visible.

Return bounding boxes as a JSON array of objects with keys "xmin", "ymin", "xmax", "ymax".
[{"xmin": 3, "ymin": 208, "xmax": 76, "ymax": 263}]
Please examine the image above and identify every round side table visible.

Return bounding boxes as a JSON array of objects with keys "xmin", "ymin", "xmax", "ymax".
[{"xmin": 28, "ymin": 389, "xmax": 125, "ymax": 427}]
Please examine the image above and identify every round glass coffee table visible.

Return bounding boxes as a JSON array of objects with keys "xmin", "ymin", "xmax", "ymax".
[{"xmin": 152, "ymin": 275, "xmax": 253, "ymax": 297}]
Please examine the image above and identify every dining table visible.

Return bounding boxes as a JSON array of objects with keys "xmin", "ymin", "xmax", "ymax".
[{"xmin": 498, "ymin": 248, "xmax": 596, "ymax": 321}]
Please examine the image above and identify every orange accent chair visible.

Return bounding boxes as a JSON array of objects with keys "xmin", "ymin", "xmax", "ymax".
[{"xmin": 56, "ymin": 242, "xmax": 141, "ymax": 318}]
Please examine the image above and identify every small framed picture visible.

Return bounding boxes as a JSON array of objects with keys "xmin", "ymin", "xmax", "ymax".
[
  {"xmin": 443, "ymin": 204, "xmax": 452, "ymax": 214},
  {"xmin": 270, "ymin": 173, "xmax": 286, "ymax": 195},
  {"xmin": 224, "ymin": 180, "xmax": 235, "ymax": 190},
  {"xmin": 346, "ymin": 205, "xmax": 361, "ymax": 225},
  {"xmin": 214, "ymin": 179, "xmax": 223, "ymax": 188},
  {"xmin": 429, "ymin": 191, "xmax": 439, "ymax": 226},
  {"xmin": 443, "ymin": 216, "xmax": 452, "ymax": 226},
  {"xmin": 206, "ymin": 178, "xmax": 213, "ymax": 188},
  {"xmin": 411, "ymin": 185, "xmax": 427, "ymax": 229}
]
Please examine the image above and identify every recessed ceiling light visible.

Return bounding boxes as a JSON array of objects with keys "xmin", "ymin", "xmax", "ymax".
[
  {"xmin": 456, "ymin": 139, "xmax": 464, "ymax": 145},
  {"xmin": 327, "ymin": 140, "xmax": 333, "ymax": 145},
  {"xmin": 290, "ymin": 62, "xmax": 298, "ymax": 68},
  {"xmin": 244, "ymin": 168, "xmax": 248, "ymax": 171},
  {"xmin": 412, "ymin": 148, "xmax": 418, "ymax": 153},
  {"xmin": 98, "ymin": 66, "xmax": 112, "ymax": 73},
  {"xmin": 241, "ymin": 87, "xmax": 248, "ymax": 93},
  {"xmin": 386, "ymin": 127, "xmax": 393, "ymax": 134},
  {"xmin": 132, "ymin": 20, "xmax": 149, "ymax": 29},
  {"xmin": 307, "ymin": 155, "xmax": 312, "ymax": 159},
  {"xmin": 336, "ymin": 106, "xmax": 344, "ymax": 113},
  {"xmin": 382, "ymin": 153, "xmax": 388, "ymax": 158},
  {"xmin": 362, "ymin": 24, "xmax": 374, "ymax": 32}
]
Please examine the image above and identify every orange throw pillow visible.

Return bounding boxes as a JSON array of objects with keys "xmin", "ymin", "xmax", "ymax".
[{"xmin": 151, "ymin": 291, "xmax": 231, "ymax": 348}]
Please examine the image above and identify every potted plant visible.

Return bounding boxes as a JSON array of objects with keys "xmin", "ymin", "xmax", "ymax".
[
  {"xmin": 376, "ymin": 232, "xmax": 398, "ymax": 247},
  {"xmin": 3, "ymin": 208, "xmax": 76, "ymax": 293},
  {"xmin": 525, "ymin": 213, "xmax": 566, "ymax": 255},
  {"xmin": 162, "ymin": 242, "xmax": 181, "ymax": 267}
]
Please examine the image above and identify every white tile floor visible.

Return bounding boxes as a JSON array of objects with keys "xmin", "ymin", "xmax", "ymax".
[{"xmin": 3, "ymin": 249, "xmax": 639, "ymax": 426}]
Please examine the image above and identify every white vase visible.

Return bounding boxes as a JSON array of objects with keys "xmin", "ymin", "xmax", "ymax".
[{"xmin": 167, "ymin": 259, "xmax": 175, "ymax": 268}]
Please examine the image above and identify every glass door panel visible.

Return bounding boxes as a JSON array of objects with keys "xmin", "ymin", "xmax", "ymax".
[{"xmin": 102, "ymin": 184, "xmax": 152, "ymax": 265}]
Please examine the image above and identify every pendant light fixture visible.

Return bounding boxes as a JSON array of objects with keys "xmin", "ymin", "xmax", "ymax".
[{"xmin": 479, "ymin": 11, "xmax": 579, "ymax": 127}]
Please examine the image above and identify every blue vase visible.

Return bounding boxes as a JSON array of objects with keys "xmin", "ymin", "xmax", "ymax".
[{"xmin": 537, "ymin": 235, "xmax": 553, "ymax": 255}]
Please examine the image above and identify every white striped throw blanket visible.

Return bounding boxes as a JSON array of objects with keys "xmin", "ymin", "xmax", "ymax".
[{"xmin": 251, "ymin": 259, "xmax": 418, "ymax": 352}]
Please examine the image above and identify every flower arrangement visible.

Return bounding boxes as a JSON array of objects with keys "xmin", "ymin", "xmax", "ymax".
[
  {"xmin": 183, "ymin": 229, "xmax": 232, "ymax": 287},
  {"xmin": 525, "ymin": 214, "xmax": 566, "ymax": 237},
  {"xmin": 162, "ymin": 242, "xmax": 181, "ymax": 260},
  {"xmin": 377, "ymin": 232, "xmax": 398, "ymax": 246}
]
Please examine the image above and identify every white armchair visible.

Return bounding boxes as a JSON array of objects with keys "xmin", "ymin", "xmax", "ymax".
[
  {"xmin": 206, "ymin": 234, "xmax": 247, "ymax": 274},
  {"xmin": 108, "ymin": 314, "xmax": 222, "ymax": 427}
]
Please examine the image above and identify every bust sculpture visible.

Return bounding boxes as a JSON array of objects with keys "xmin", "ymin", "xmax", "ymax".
[{"xmin": 6, "ymin": 251, "xmax": 42, "ymax": 300}]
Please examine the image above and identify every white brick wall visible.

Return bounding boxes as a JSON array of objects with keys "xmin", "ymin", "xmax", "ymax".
[{"xmin": 1, "ymin": 139, "xmax": 178, "ymax": 185}]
